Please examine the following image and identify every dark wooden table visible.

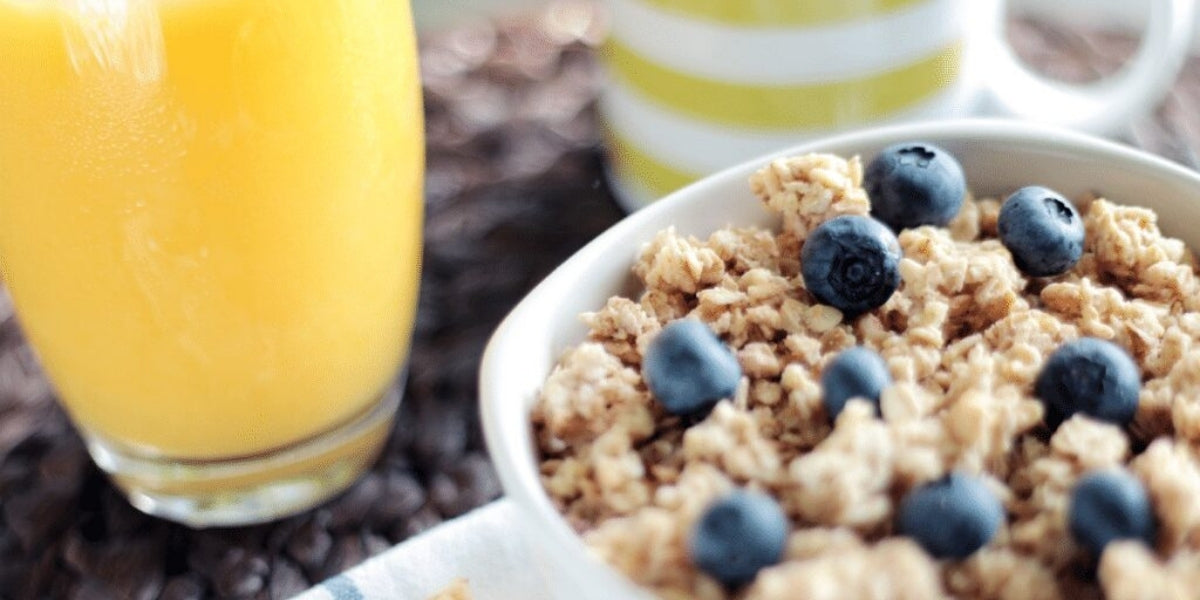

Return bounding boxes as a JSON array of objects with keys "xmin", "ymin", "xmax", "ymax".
[{"xmin": 1, "ymin": 5, "xmax": 1198, "ymax": 599}]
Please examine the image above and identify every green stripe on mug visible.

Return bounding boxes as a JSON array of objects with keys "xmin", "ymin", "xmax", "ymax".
[
  {"xmin": 604, "ymin": 127, "xmax": 699, "ymax": 201},
  {"xmin": 604, "ymin": 40, "xmax": 962, "ymax": 130},
  {"xmin": 638, "ymin": 0, "xmax": 929, "ymax": 27}
]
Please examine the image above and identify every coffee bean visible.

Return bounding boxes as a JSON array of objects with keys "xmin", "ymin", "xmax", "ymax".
[
  {"xmin": 396, "ymin": 504, "xmax": 443, "ymax": 541},
  {"xmin": 3, "ymin": 486, "xmax": 75, "ymax": 551},
  {"xmin": 373, "ymin": 470, "xmax": 427, "ymax": 525},
  {"xmin": 267, "ymin": 558, "xmax": 308, "ymax": 600},
  {"xmin": 319, "ymin": 537, "xmax": 368, "ymax": 582},
  {"xmin": 450, "ymin": 453, "xmax": 503, "ymax": 510},
  {"xmin": 212, "ymin": 550, "xmax": 269, "ymax": 598},
  {"xmin": 363, "ymin": 533, "xmax": 392, "ymax": 557},
  {"xmin": 159, "ymin": 575, "xmax": 206, "ymax": 600},
  {"xmin": 286, "ymin": 518, "xmax": 333, "ymax": 572},
  {"xmin": 62, "ymin": 534, "xmax": 165, "ymax": 600},
  {"xmin": 70, "ymin": 578, "xmax": 115, "ymax": 600},
  {"xmin": 411, "ymin": 402, "xmax": 469, "ymax": 468},
  {"xmin": 328, "ymin": 474, "xmax": 384, "ymax": 531}
]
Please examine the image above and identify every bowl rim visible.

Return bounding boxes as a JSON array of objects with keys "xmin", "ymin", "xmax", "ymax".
[{"xmin": 478, "ymin": 117, "xmax": 1200, "ymax": 595}]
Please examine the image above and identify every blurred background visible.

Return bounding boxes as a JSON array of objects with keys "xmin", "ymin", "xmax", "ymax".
[
  {"xmin": 414, "ymin": 0, "xmax": 547, "ymax": 30},
  {"xmin": 414, "ymin": 0, "xmax": 1200, "ymax": 40}
]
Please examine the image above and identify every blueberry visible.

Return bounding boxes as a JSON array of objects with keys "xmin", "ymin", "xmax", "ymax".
[
  {"xmin": 997, "ymin": 186, "xmax": 1085, "ymax": 277},
  {"xmin": 689, "ymin": 490, "xmax": 788, "ymax": 588},
  {"xmin": 1069, "ymin": 469, "xmax": 1155, "ymax": 556},
  {"xmin": 897, "ymin": 472, "xmax": 1004, "ymax": 559},
  {"xmin": 643, "ymin": 319, "xmax": 742, "ymax": 416},
  {"xmin": 865, "ymin": 142, "xmax": 967, "ymax": 230},
  {"xmin": 800, "ymin": 215, "xmax": 901, "ymax": 318},
  {"xmin": 821, "ymin": 346, "xmax": 892, "ymax": 419},
  {"xmin": 1034, "ymin": 338, "xmax": 1140, "ymax": 428}
]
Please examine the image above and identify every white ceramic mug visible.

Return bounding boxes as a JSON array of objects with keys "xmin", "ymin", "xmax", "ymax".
[{"xmin": 599, "ymin": 0, "xmax": 1197, "ymax": 211}]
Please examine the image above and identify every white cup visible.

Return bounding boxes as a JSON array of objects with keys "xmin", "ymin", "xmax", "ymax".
[{"xmin": 599, "ymin": 0, "xmax": 1197, "ymax": 211}]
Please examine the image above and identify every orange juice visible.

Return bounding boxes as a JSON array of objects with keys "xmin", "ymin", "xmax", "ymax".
[{"xmin": 0, "ymin": 0, "xmax": 423, "ymax": 459}]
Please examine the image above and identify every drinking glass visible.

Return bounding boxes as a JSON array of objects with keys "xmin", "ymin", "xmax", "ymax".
[{"xmin": 0, "ymin": 0, "xmax": 424, "ymax": 526}]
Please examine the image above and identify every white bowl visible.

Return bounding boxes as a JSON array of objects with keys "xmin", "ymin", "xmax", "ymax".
[{"xmin": 479, "ymin": 119, "xmax": 1200, "ymax": 599}]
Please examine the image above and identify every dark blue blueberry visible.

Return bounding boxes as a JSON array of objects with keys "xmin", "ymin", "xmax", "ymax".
[
  {"xmin": 821, "ymin": 346, "xmax": 892, "ymax": 419},
  {"xmin": 643, "ymin": 319, "xmax": 742, "ymax": 416},
  {"xmin": 865, "ymin": 141, "xmax": 967, "ymax": 230},
  {"xmin": 689, "ymin": 490, "xmax": 788, "ymax": 588},
  {"xmin": 1069, "ymin": 469, "xmax": 1155, "ymax": 556},
  {"xmin": 800, "ymin": 215, "xmax": 901, "ymax": 318},
  {"xmin": 997, "ymin": 186, "xmax": 1085, "ymax": 277},
  {"xmin": 897, "ymin": 472, "xmax": 1004, "ymax": 559},
  {"xmin": 1034, "ymin": 338, "xmax": 1140, "ymax": 428}
]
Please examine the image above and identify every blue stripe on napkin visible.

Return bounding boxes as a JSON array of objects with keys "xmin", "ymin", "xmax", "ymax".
[{"xmin": 322, "ymin": 574, "xmax": 365, "ymax": 600}]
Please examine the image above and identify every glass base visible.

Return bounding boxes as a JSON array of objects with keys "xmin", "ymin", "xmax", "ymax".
[{"xmin": 84, "ymin": 388, "xmax": 400, "ymax": 528}]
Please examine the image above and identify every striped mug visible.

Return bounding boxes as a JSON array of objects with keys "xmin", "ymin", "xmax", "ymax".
[{"xmin": 600, "ymin": 0, "xmax": 1196, "ymax": 211}]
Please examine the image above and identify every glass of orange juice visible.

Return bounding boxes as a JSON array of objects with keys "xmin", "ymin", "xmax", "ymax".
[{"xmin": 0, "ymin": 0, "xmax": 423, "ymax": 526}]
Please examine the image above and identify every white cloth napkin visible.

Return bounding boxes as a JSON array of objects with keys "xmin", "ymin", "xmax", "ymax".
[{"xmin": 292, "ymin": 499, "xmax": 551, "ymax": 600}]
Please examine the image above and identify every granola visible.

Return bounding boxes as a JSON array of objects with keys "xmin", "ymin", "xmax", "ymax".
[
  {"xmin": 532, "ymin": 152, "xmax": 1200, "ymax": 599},
  {"xmin": 426, "ymin": 578, "xmax": 471, "ymax": 600}
]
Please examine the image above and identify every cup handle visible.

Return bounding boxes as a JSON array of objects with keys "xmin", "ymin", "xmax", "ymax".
[{"xmin": 976, "ymin": 0, "xmax": 1196, "ymax": 136}]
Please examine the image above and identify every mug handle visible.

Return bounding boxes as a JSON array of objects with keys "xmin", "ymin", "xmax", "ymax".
[{"xmin": 976, "ymin": 0, "xmax": 1196, "ymax": 136}]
